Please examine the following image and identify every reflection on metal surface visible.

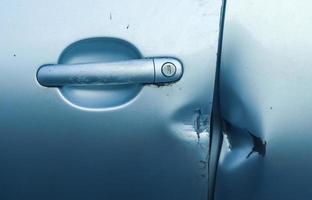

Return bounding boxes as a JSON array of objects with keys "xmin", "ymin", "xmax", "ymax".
[
  {"xmin": 216, "ymin": 1, "xmax": 312, "ymax": 199},
  {"xmin": 0, "ymin": 0, "xmax": 224, "ymax": 199}
]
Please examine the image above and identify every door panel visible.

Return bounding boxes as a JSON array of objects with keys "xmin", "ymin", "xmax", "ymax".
[
  {"xmin": 0, "ymin": 0, "xmax": 222, "ymax": 199},
  {"xmin": 217, "ymin": 1, "xmax": 312, "ymax": 200}
]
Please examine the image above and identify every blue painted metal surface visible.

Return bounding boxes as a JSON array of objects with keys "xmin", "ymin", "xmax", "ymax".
[
  {"xmin": 0, "ymin": 0, "xmax": 223, "ymax": 199},
  {"xmin": 216, "ymin": 0, "xmax": 312, "ymax": 199}
]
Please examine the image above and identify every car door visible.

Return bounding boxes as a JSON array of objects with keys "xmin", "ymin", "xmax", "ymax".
[
  {"xmin": 216, "ymin": 0, "xmax": 312, "ymax": 200},
  {"xmin": 0, "ymin": 0, "xmax": 223, "ymax": 199}
]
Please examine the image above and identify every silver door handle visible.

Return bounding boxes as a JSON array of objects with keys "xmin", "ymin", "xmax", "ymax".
[{"xmin": 37, "ymin": 58, "xmax": 183, "ymax": 87}]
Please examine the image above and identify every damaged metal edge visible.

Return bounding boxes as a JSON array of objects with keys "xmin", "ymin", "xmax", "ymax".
[
  {"xmin": 207, "ymin": 0, "xmax": 227, "ymax": 200},
  {"xmin": 246, "ymin": 130, "xmax": 267, "ymax": 159}
]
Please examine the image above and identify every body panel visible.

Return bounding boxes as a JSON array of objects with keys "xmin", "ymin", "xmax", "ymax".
[
  {"xmin": 217, "ymin": 1, "xmax": 312, "ymax": 199},
  {"xmin": 0, "ymin": 0, "xmax": 222, "ymax": 199}
]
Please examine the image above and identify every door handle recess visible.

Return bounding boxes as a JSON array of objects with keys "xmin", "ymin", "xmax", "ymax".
[{"xmin": 37, "ymin": 58, "xmax": 183, "ymax": 87}]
